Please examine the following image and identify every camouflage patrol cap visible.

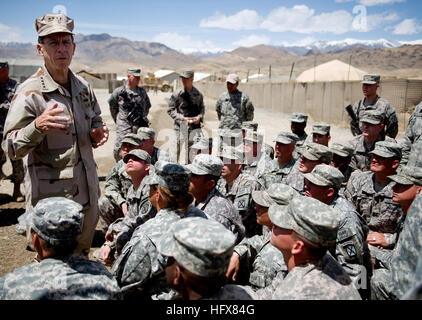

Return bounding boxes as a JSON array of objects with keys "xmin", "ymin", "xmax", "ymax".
[
  {"xmin": 191, "ymin": 137, "xmax": 213, "ymax": 150},
  {"xmin": 388, "ymin": 165, "xmax": 422, "ymax": 186},
  {"xmin": 186, "ymin": 154, "xmax": 223, "ymax": 177},
  {"xmin": 226, "ymin": 74, "xmax": 240, "ymax": 84},
  {"xmin": 312, "ymin": 123, "xmax": 330, "ymax": 135},
  {"xmin": 362, "ymin": 74, "xmax": 380, "ymax": 85},
  {"xmin": 0, "ymin": 61, "xmax": 9, "ymax": 69},
  {"xmin": 137, "ymin": 127, "xmax": 155, "ymax": 140},
  {"xmin": 241, "ymin": 121, "xmax": 258, "ymax": 131},
  {"xmin": 180, "ymin": 71, "xmax": 194, "ymax": 78},
  {"xmin": 123, "ymin": 149, "xmax": 152, "ymax": 164},
  {"xmin": 290, "ymin": 112, "xmax": 308, "ymax": 123},
  {"xmin": 304, "ymin": 164, "xmax": 345, "ymax": 191},
  {"xmin": 128, "ymin": 68, "xmax": 141, "ymax": 77},
  {"xmin": 244, "ymin": 131, "xmax": 263, "ymax": 144},
  {"xmin": 217, "ymin": 145, "xmax": 243, "ymax": 162},
  {"xmin": 29, "ymin": 197, "xmax": 83, "ymax": 247},
  {"xmin": 274, "ymin": 131, "xmax": 299, "ymax": 145},
  {"xmin": 301, "ymin": 142, "xmax": 333, "ymax": 163},
  {"xmin": 269, "ymin": 196, "xmax": 340, "ymax": 248},
  {"xmin": 144, "ymin": 160, "xmax": 190, "ymax": 192},
  {"xmin": 360, "ymin": 109, "xmax": 385, "ymax": 125},
  {"xmin": 253, "ymin": 183, "xmax": 296, "ymax": 208},
  {"xmin": 369, "ymin": 141, "xmax": 402, "ymax": 159},
  {"xmin": 121, "ymin": 133, "xmax": 143, "ymax": 146},
  {"xmin": 157, "ymin": 217, "xmax": 236, "ymax": 278},
  {"xmin": 330, "ymin": 142, "xmax": 355, "ymax": 158},
  {"xmin": 35, "ymin": 14, "xmax": 74, "ymax": 37}
]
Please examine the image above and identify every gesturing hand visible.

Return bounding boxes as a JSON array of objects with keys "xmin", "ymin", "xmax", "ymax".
[
  {"xmin": 90, "ymin": 125, "xmax": 109, "ymax": 147},
  {"xmin": 35, "ymin": 104, "xmax": 71, "ymax": 134}
]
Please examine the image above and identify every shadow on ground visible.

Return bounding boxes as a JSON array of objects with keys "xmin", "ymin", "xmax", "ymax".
[{"xmin": 0, "ymin": 194, "xmax": 25, "ymax": 228}]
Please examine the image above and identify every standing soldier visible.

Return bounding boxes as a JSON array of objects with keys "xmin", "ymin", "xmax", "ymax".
[
  {"xmin": 348, "ymin": 74, "xmax": 398, "ymax": 139},
  {"xmin": 167, "ymin": 71, "xmax": 204, "ymax": 164},
  {"xmin": 109, "ymin": 67, "xmax": 151, "ymax": 162},
  {"xmin": 216, "ymin": 74, "xmax": 254, "ymax": 130},
  {"xmin": 0, "ymin": 61, "xmax": 24, "ymax": 201},
  {"xmin": 400, "ymin": 100, "xmax": 422, "ymax": 166}
]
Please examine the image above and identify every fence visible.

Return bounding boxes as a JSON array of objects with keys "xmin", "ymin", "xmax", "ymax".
[{"xmin": 194, "ymin": 79, "xmax": 422, "ymax": 132}]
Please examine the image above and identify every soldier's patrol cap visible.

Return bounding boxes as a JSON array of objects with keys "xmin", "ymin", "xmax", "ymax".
[
  {"xmin": 186, "ymin": 154, "xmax": 223, "ymax": 177},
  {"xmin": 191, "ymin": 137, "xmax": 213, "ymax": 150},
  {"xmin": 0, "ymin": 61, "xmax": 9, "ymax": 69},
  {"xmin": 180, "ymin": 71, "xmax": 194, "ymax": 78},
  {"xmin": 217, "ymin": 145, "xmax": 243, "ymax": 162},
  {"xmin": 144, "ymin": 160, "xmax": 190, "ymax": 192},
  {"xmin": 312, "ymin": 123, "xmax": 330, "ymax": 135},
  {"xmin": 157, "ymin": 217, "xmax": 236, "ymax": 278},
  {"xmin": 269, "ymin": 196, "xmax": 340, "ymax": 248},
  {"xmin": 137, "ymin": 127, "xmax": 155, "ymax": 140},
  {"xmin": 291, "ymin": 112, "xmax": 308, "ymax": 123},
  {"xmin": 123, "ymin": 149, "xmax": 152, "ymax": 164},
  {"xmin": 360, "ymin": 109, "xmax": 385, "ymax": 125},
  {"xmin": 128, "ymin": 68, "xmax": 141, "ymax": 77},
  {"xmin": 274, "ymin": 131, "xmax": 299, "ymax": 145},
  {"xmin": 362, "ymin": 74, "xmax": 380, "ymax": 85},
  {"xmin": 35, "ymin": 13, "xmax": 74, "ymax": 37},
  {"xmin": 121, "ymin": 133, "xmax": 143, "ymax": 146},
  {"xmin": 226, "ymin": 74, "xmax": 240, "ymax": 84},
  {"xmin": 388, "ymin": 165, "xmax": 422, "ymax": 186},
  {"xmin": 300, "ymin": 142, "xmax": 333, "ymax": 163},
  {"xmin": 241, "ymin": 121, "xmax": 258, "ymax": 131},
  {"xmin": 369, "ymin": 141, "xmax": 402, "ymax": 159},
  {"xmin": 29, "ymin": 197, "xmax": 83, "ymax": 247},
  {"xmin": 304, "ymin": 164, "xmax": 345, "ymax": 191},
  {"xmin": 252, "ymin": 183, "xmax": 296, "ymax": 208},
  {"xmin": 244, "ymin": 131, "xmax": 263, "ymax": 144},
  {"xmin": 330, "ymin": 142, "xmax": 355, "ymax": 158}
]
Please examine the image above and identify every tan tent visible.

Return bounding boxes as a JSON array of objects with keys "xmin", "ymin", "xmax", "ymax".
[{"xmin": 296, "ymin": 59, "xmax": 367, "ymax": 83}]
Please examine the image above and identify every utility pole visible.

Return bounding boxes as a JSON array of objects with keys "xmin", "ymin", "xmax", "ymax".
[
  {"xmin": 347, "ymin": 55, "xmax": 352, "ymax": 81},
  {"xmin": 289, "ymin": 62, "xmax": 295, "ymax": 82},
  {"xmin": 269, "ymin": 64, "xmax": 272, "ymax": 81}
]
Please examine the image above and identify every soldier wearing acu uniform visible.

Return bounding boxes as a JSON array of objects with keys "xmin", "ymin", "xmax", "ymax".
[
  {"xmin": 311, "ymin": 122, "xmax": 331, "ymax": 147},
  {"xmin": 216, "ymin": 146, "xmax": 263, "ymax": 238},
  {"xmin": 348, "ymin": 74, "xmax": 398, "ymax": 139},
  {"xmin": 0, "ymin": 61, "xmax": 24, "ymax": 201},
  {"xmin": 226, "ymin": 184, "xmax": 296, "ymax": 290},
  {"xmin": 401, "ymin": 100, "xmax": 422, "ymax": 166},
  {"xmin": 329, "ymin": 142, "xmax": 355, "ymax": 196},
  {"xmin": 0, "ymin": 197, "xmax": 122, "ymax": 300},
  {"xmin": 242, "ymin": 130, "xmax": 272, "ymax": 178},
  {"xmin": 253, "ymin": 196, "xmax": 361, "ymax": 300},
  {"xmin": 1, "ymin": 13, "xmax": 109, "ymax": 256},
  {"xmin": 167, "ymin": 71, "xmax": 204, "ymax": 164},
  {"xmin": 189, "ymin": 136, "xmax": 213, "ymax": 163},
  {"xmin": 157, "ymin": 217, "xmax": 254, "ymax": 300},
  {"xmin": 109, "ymin": 67, "xmax": 151, "ymax": 162},
  {"xmin": 344, "ymin": 141, "xmax": 404, "ymax": 259},
  {"xmin": 186, "ymin": 154, "xmax": 245, "ymax": 244},
  {"xmin": 290, "ymin": 112, "xmax": 308, "ymax": 160},
  {"xmin": 241, "ymin": 121, "xmax": 274, "ymax": 160},
  {"xmin": 137, "ymin": 127, "xmax": 172, "ymax": 165},
  {"xmin": 216, "ymin": 73, "xmax": 254, "ymax": 130}
]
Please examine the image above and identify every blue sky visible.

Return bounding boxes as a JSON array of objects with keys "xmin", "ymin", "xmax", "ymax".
[{"xmin": 1, "ymin": 0, "xmax": 422, "ymax": 53}]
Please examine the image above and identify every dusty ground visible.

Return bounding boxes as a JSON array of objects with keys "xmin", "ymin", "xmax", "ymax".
[{"xmin": 0, "ymin": 88, "xmax": 403, "ymax": 277}]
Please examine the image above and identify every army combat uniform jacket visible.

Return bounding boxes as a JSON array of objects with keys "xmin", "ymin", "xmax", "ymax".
[
  {"xmin": 0, "ymin": 77, "xmax": 18, "ymax": 138},
  {"xmin": 103, "ymin": 159, "xmax": 133, "ymax": 209},
  {"xmin": 216, "ymin": 90, "xmax": 254, "ymax": 130},
  {"xmin": 401, "ymin": 101, "xmax": 422, "ymax": 166},
  {"xmin": 257, "ymin": 157, "xmax": 296, "ymax": 190}
]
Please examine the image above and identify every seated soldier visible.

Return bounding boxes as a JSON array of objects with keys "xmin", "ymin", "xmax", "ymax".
[
  {"xmin": 241, "ymin": 121, "xmax": 274, "ymax": 159},
  {"xmin": 0, "ymin": 197, "xmax": 122, "ymax": 300},
  {"xmin": 186, "ymin": 153, "xmax": 245, "ymax": 244},
  {"xmin": 311, "ymin": 122, "xmax": 331, "ymax": 147},
  {"xmin": 285, "ymin": 142, "xmax": 332, "ymax": 194},
  {"xmin": 189, "ymin": 136, "xmax": 213, "ymax": 163},
  {"xmin": 329, "ymin": 142, "xmax": 355, "ymax": 196},
  {"xmin": 290, "ymin": 112, "xmax": 308, "ymax": 159},
  {"xmin": 137, "ymin": 127, "xmax": 172, "ymax": 164},
  {"xmin": 253, "ymin": 196, "xmax": 361, "ymax": 300},
  {"xmin": 157, "ymin": 217, "xmax": 254, "ymax": 300},
  {"xmin": 242, "ymin": 130, "xmax": 272, "ymax": 178},
  {"xmin": 226, "ymin": 184, "xmax": 297, "ymax": 290}
]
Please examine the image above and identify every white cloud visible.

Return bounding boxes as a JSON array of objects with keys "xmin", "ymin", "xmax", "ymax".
[
  {"xmin": 199, "ymin": 9, "xmax": 262, "ymax": 30},
  {"xmin": 358, "ymin": 0, "xmax": 405, "ymax": 6},
  {"xmin": 232, "ymin": 34, "xmax": 271, "ymax": 47},
  {"xmin": 0, "ymin": 23, "xmax": 22, "ymax": 42},
  {"xmin": 152, "ymin": 32, "xmax": 225, "ymax": 54},
  {"xmin": 393, "ymin": 19, "xmax": 422, "ymax": 35},
  {"xmin": 359, "ymin": 12, "xmax": 400, "ymax": 32}
]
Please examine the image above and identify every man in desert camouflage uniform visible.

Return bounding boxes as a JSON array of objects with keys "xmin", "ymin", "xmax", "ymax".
[
  {"xmin": 257, "ymin": 131, "xmax": 298, "ymax": 189},
  {"xmin": 348, "ymin": 74, "xmax": 398, "ymax": 139},
  {"xmin": 290, "ymin": 112, "xmax": 308, "ymax": 159},
  {"xmin": 329, "ymin": 142, "xmax": 355, "ymax": 196},
  {"xmin": 216, "ymin": 73, "xmax": 254, "ymax": 130},
  {"xmin": 1, "ymin": 13, "xmax": 109, "ymax": 256},
  {"xmin": 109, "ymin": 67, "xmax": 151, "ymax": 162},
  {"xmin": 167, "ymin": 71, "xmax": 204, "ymax": 164},
  {"xmin": 311, "ymin": 122, "xmax": 331, "ymax": 147},
  {"xmin": 157, "ymin": 217, "xmax": 254, "ymax": 300},
  {"xmin": 0, "ymin": 197, "xmax": 122, "ymax": 300},
  {"xmin": 253, "ymin": 196, "xmax": 361, "ymax": 300},
  {"xmin": 216, "ymin": 145, "xmax": 263, "ymax": 238},
  {"xmin": 344, "ymin": 141, "xmax": 404, "ymax": 259},
  {"xmin": 186, "ymin": 153, "xmax": 245, "ymax": 244},
  {"xmin": 0, "ymin": 61, "xmax": 24, "ymax": 201},
  {"xmin": 226, "ymin": 184, "xmax": 296, "ymax": 290},
  {"xmin": 348, "ymin": 109, "xmax": 396, "ymax": 172},
  {"xmin": 401, "ymin": 100, "xmax": 422, "ymax": 166},
  {"xmin": 304, "ymin": 164, "xmax": 372, "ymax": 298}
]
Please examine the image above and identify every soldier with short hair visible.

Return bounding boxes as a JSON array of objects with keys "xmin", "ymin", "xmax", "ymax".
[
  {"xmin": 0, "ymin": 197, "xmax": 122, "ymax": 300},
  {"xmin": 109, "ymin": 67, "xmax": 151, "ymax": 162},
  {"xmin": 290, "ymin": 112, "xmax": 308, "ymax": 159},
  {"xmin": 348, "ymin": 74, "xmax": 398, "ymax": 139}
]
